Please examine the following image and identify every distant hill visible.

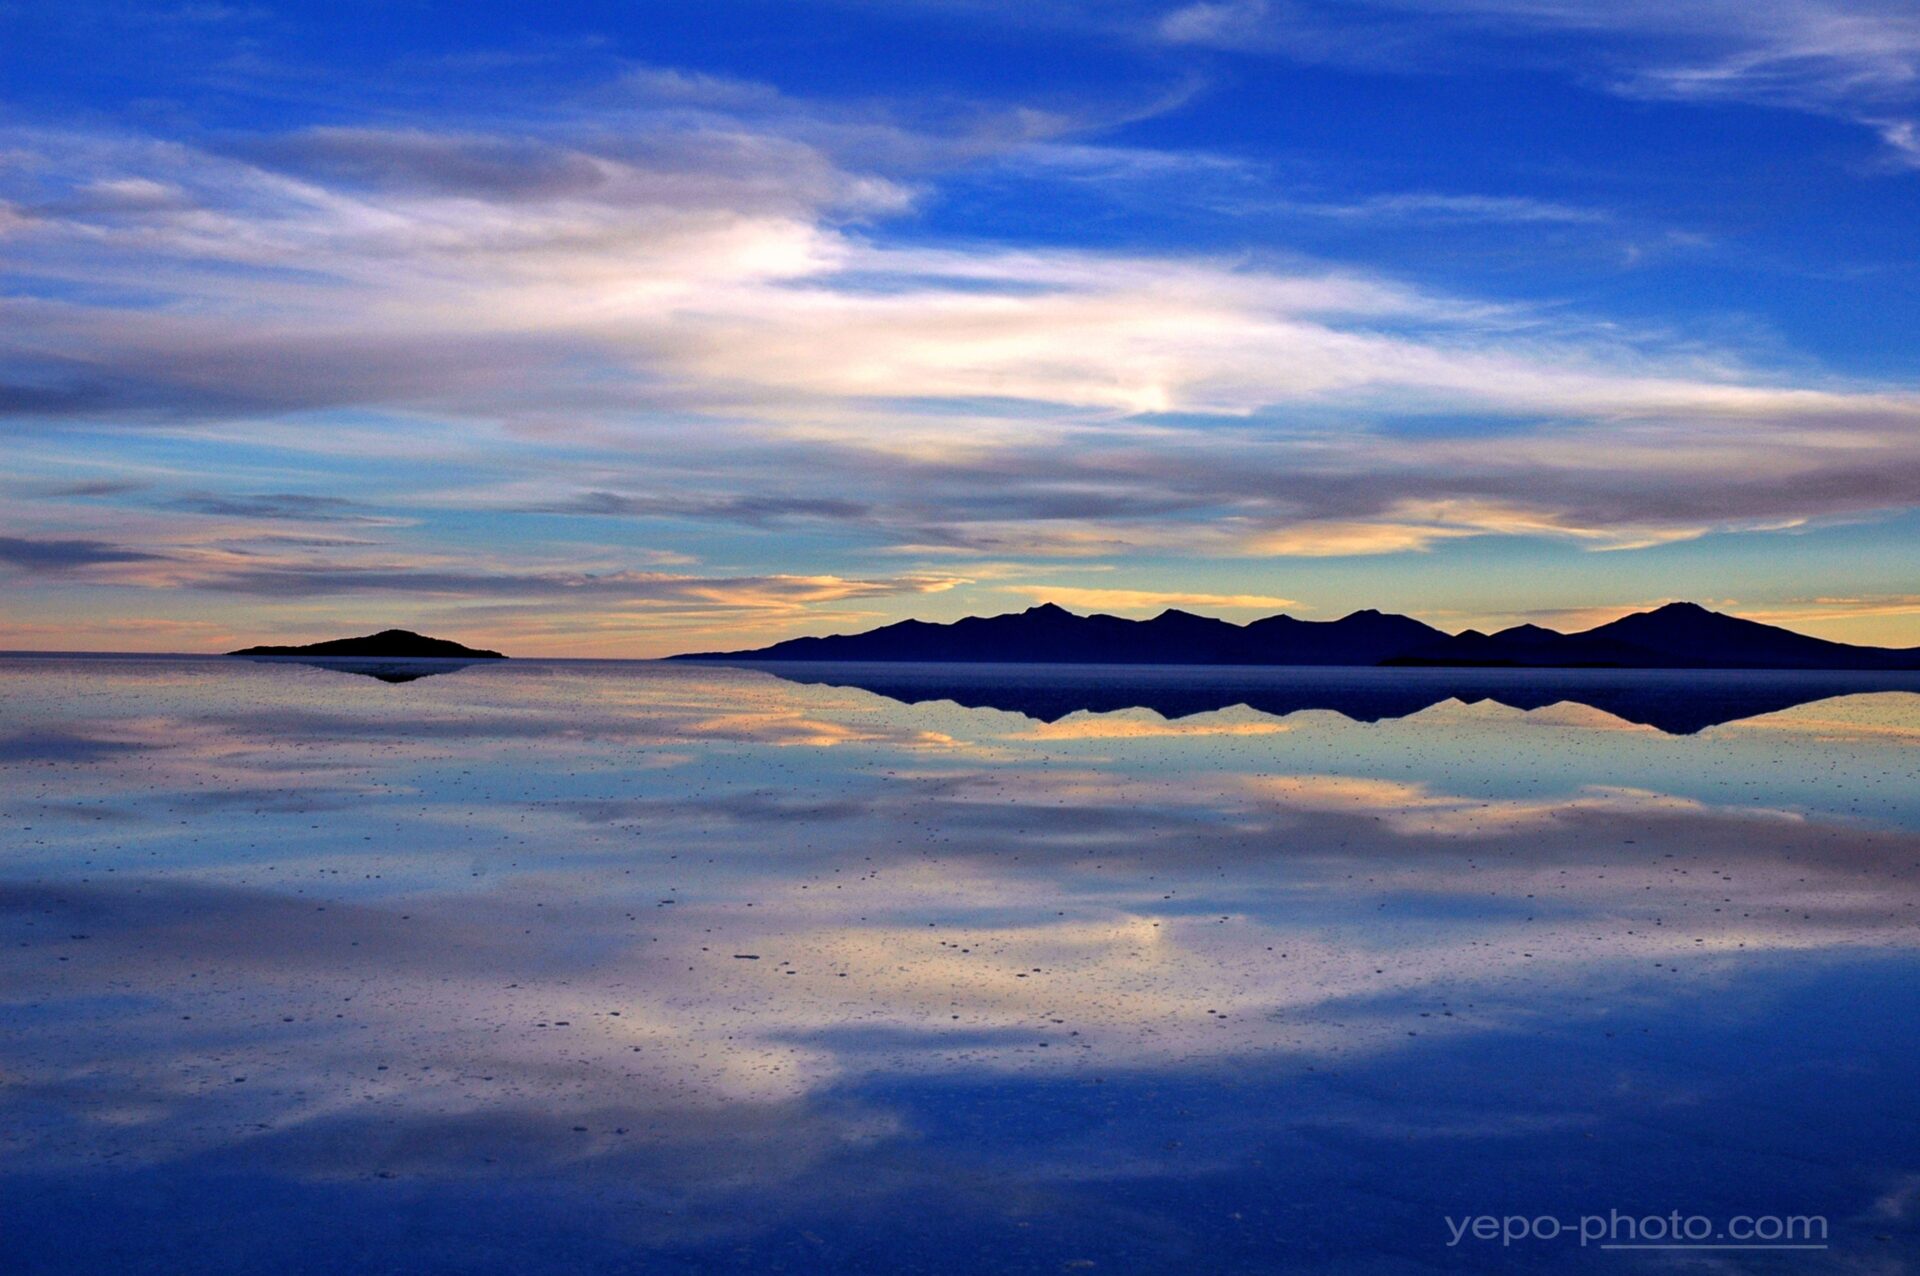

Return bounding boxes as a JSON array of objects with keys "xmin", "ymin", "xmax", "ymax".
[
  {"xmin": 228, "ymin": 629, "xmax": 506, "ymax": 659},
  {"xmin": 672, "ymin": 601, "xmax": 1920, "ymax": 670}
]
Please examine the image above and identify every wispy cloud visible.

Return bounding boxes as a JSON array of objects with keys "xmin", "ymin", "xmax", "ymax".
[
  {"xmin": 1291, "ymin": 191, "xmax": 1612, "ymax": 224},
  {"xmin": 0, "ymin": 535, "xmax": 160, "ymax": 571},
  {"xmin": 86, "ymin": 551, "xmax": 968, "ymax": 611},
  {"xmin": 168, "ymin": 492, "xmax": 402, "ymax": 523},
  {"xmin": 998, "ymin": 585, "xmax": 1299, "ymax": 612},
  {"xmin": 41, "ymin": 478, "xmax": 151, "ymax": 497},
  {"xmin": 1144, "ymin": 0, "xmax": 1920, "ymax": 165},
  {"xmin": 527, "ymin": 490, "xmax": 875, "ymax": 528},
  {"xmin": 1157, "ymin": 0, "xmax": 1273, "ymax": 48}
]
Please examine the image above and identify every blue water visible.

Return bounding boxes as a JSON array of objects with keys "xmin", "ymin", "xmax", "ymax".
[{"xmin": 2, "ymin": 655, "xmax": 1917, "ymax": 1272}]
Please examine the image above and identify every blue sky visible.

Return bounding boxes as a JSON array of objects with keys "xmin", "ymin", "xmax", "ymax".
[{"xmin": 3, "ymin": 0, "xmax": 1918, "ymax": 654}]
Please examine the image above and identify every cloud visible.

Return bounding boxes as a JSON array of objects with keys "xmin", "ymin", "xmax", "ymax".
[
  {"xmin": 169, "ymin": 492, "xmax": 398, "ymax": 523},
  {"xmin": 1872, "ymin": 116, "xmax": 1920, "ymax": 167},
  {"xmin": 220, "ymin": 122, "xmax": 914, "ymax": 215},
  {"xmin": 224, "ymin": 128, "xmax": 622, "ymax": 202},
  {"xmin": 1586, "ymin": 1, "xmax": 1920, "ymax": 106},
  {"xmin": 1742, "ymin": 594, "xmax": 1920, "ymax": 624},
  {"xmin": 1330, "ymin": 1, "xmax": 1920, "ymax": 163},
  {"xmin": 531, "ymin": 490, "xmax": 875, "ymax": 527},
  {"xmin": 1239, "ymin": 519, "xmax": 1477, "ymax": 557},
  {"xmin": 233, "ymin": 567, "xmax": 954, "ymax": 608},
  {"xmin": 999, "ymin": 585, "xmax": 1299, "ymax": 612},
  {"xmin": 6, "ymin": 111, "xmax": 1879, "ymax": 434},
  {"xmin": 1291, "ymin": 192, "xmax": 1613, "ymax": 224},
  {"xmin": 84, "ymin": 549, "xmax": 970, "ymax": 612},
  {"xmin": 0, "ymin": 535, "xmax": 160, "ymax": 571},
  {"xmin": 1157, "ymin": 0, "xmax": 1272, "ymax": 47},
  {"xmin": 1143, "ymin": 1, "xmax": 1920, "ymax": 164},
  {"xmin": 41, "ymin": 478, "xmax": 149, "ymax": 497}
]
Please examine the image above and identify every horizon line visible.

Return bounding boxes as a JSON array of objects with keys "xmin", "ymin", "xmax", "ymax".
[{"xmin": 6, "ymin": 598, "xmax": 1891, "ymax": 661}]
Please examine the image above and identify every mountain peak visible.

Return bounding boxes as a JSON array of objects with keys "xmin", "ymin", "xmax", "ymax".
[{"xmin": 1496, "ymin": 623, "xmax": 1559, "ymax": 640}]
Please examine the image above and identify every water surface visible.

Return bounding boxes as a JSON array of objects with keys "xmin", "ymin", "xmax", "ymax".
[{"xmin": 3, "ymin": 656, "xmax": 1918, "ymax": 1272}]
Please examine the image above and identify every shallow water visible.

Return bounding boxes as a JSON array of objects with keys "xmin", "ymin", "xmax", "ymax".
[{"xmin": 3, "ymin": 655, "xmax": 1918, "ymax": 1273}]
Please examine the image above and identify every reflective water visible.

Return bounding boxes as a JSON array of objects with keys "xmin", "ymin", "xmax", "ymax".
[{"xmin": 3, "ymin": 655, "xmax": 1918, "ymax": 1273}]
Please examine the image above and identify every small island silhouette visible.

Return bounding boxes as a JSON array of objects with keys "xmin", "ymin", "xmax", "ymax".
[
  {"xmin": 673, "ymin": 601, "xmax": 1920, "ymax": 671},
  {"xmin": 229, "ymin": 629, "xmax": 506, "ymax": 660}
]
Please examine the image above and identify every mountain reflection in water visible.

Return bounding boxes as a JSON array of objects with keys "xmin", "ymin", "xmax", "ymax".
[
  {"xmin": 743, "ymin": 660, "xmax": 1920, "ymax": 734},
  {"xmin": 237, "ymin": 656, "xmax": 492, "ymax": 683}
]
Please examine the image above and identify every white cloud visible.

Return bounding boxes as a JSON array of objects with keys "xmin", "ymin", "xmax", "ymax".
[
  {"xmin": 1872, "ymin": 117, "xmax": 1920, "ymax": 167},
  {"xmin": 1157, "ymin": 0, "xmax": 1272, "ymax": 47}
]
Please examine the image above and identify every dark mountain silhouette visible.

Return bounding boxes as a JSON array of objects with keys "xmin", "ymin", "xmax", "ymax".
[
  {"xmin": 1239, "ymin": 609, "xmax": 1449, "ymax": 664},
  {"xmin": 229, "ymin": 629, "xmax": 506, "ymax": 659},
  {"xmin": 1384, "ymin": 625, "xmax": 1657, "ymax": 668},
  {"xmin": 1390, "ymin": 602, "xmax": 1920, "ymax": 669},
  {"xmin": 1586, "ymin": 602, "xmax": 1912, "ymax": 668},
  {"xmin": 673, "ymin": 601, "xmax": 1920, "ymax": 671},
  {"xmin": 747, "ymin": 663, "xmax": 1920, "ymax": 736},
  {"xmin": 675, "ymin": 603, "xmax": 1449, "ymax": 666}
]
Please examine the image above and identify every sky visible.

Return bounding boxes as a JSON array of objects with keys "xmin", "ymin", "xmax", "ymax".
[{"xmin": 2, "ymin": 0, "xmax": 1918, "ymax": 656}]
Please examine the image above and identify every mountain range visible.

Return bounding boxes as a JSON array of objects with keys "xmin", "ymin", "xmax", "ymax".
[{"xmin": 672, "ymin": 602, "xmax": 1920, "ymax": 670}]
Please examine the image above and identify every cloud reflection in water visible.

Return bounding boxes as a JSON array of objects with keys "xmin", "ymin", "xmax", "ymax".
[{"xmin": 2, "ymin": 655, "xmax": 1918, "ymax": 1272}]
